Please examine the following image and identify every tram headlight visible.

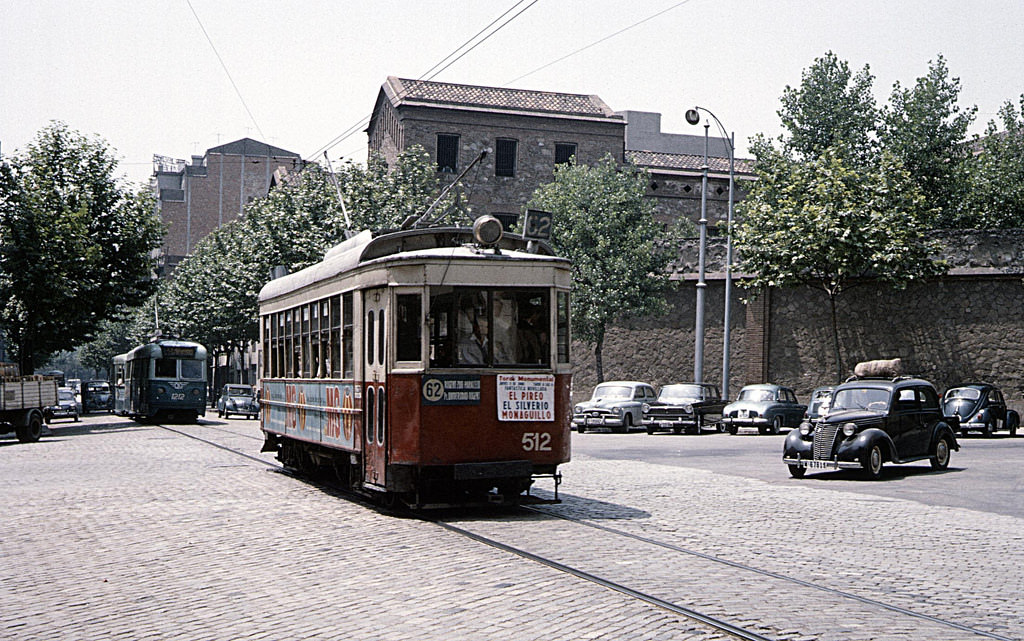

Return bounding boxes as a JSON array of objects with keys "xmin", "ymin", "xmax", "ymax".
[
  {"xmin": 156, "ymin": 386, "xmax": 166, "ymax": 395},
  {"xmin": 472, "ymin": 215, "xmax": 504, "ymax": 247}
]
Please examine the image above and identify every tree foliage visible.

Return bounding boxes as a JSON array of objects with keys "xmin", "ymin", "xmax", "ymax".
[
  {"xmin": 880, "ymin": 55, "xmax": 976, "ymax": 226},
  {"xmin": 963, "ymin": 95, "xmax": 1024, "ymax": 228},
  {"xmin": 529, "ymin": 155, "xmax": 670, "ymax": 382},
  {"xmin": 0, "ymin": 122, "xmax": 163, "ymax": 373},
  {"xmin": 737, "ymin": 54, "xmax": 944, "ymax": 381}
]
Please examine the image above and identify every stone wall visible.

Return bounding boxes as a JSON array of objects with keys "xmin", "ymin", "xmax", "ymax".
[{"xmin": 571, "ymin": 230, "xmax": 1024, "ymax": 413}]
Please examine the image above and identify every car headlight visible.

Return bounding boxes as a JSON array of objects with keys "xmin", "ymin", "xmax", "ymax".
[
  {"xmin": 799, "ymin": 421, "xmax": 813, "ymax": 436},
  {"xmin": 842, "ymin": 422, "xmax": 857, "ymax": 437},
  {"xmin": 574, "ymin": 405, "xmax": 583, "ymax": 414},
  {"xmin": 683, "ymin": 403, "xmax": 693, "ymax": 413},
  {"xmin": 641, "ymin": 403, "xmax": 650, "ymax": 413}
]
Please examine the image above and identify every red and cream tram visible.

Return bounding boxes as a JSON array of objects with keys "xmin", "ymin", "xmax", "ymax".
[{"xmin": 258, "ymin": 218, "xmax": 572, "ymax": 508}]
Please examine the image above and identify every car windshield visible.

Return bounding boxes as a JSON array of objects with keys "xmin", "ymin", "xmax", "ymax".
[
  {"xmin": 226, "ymin": 386, "xmax": 253, "ymax": 397},
  {"xmin": 659, "ymin": 385, "xmax": 704, "ymax": 401},
  {"xmin": 87, "ymin": 382, "xmax": 109, "ymax": 392},
  {"xmin": 737, "ymin": 388, "xmax": 775, "ymax": 402},
  {"xmin": 944, "ymin": 387, "xmax": 981, "ymax": 401},
  {"xmin": 58, "ymin": 390, "xmax": 75, "ymax": 401},
  {"xmin": 593, "ymin": 385, "xmax": 632, "ymax": 400},
  {"xmin": 831, "ymin": 387, "xmax": 891, "ymax": 412}
]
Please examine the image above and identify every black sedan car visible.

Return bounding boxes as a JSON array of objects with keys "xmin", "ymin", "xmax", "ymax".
[
  {"xmin": 784, "ymin": 376, "xmax": 959, "ymax": 479},
  {"xmin": 943, "ymin": 383, "xmax": 1019, "ymax": 437},
  {"xmin": 642, "ymin": 383, "xmax": 726, "ymax": 434}
]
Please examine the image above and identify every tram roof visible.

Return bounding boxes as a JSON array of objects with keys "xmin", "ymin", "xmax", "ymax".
[
  {"xmin": 121, "ymin": 339, "xmax": 208, "ymax": 361},
  {"xmin": 259, "ymin": 227, "xmax": 567, "ymax": 303}
]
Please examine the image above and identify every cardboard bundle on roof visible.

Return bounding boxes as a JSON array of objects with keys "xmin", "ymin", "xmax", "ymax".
[{"xmin": 854, "ymin": 358, "xmax": 903, "ymax": 378}]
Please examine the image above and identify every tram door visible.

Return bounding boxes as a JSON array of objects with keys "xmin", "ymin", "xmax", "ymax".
[{"xmin": 362, "ymin": 288, "xmax": 388, "ymax": 489}]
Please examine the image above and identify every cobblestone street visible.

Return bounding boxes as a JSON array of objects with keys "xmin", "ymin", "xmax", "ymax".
[{"xmin": 2, "ymin": 416, "xmax": 1021, "ymax": 640}]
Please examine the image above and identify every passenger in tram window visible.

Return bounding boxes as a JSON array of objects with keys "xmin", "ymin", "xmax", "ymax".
[
  {"xmin": 456, "ymin": 295, "xmax": 487, "ymax": 365},
  {"xmin": 493, "ymin": 295, "xmax": 519, "ymax": 363}
]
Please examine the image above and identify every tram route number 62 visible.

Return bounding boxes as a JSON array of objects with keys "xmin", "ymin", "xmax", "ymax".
[{"xmin": 522, "ymin": 432, "xmax": 552, "ymax": 452}]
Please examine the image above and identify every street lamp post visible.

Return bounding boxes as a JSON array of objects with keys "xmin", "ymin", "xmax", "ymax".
[{"xmin": 686, "ymin": 107, "xmax": 735, "ymax": 398}]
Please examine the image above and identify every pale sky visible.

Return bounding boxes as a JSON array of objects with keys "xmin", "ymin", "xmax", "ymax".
[{"xmin": 3, "ymin": 0, "xmax": 1022, "ymax": 188}]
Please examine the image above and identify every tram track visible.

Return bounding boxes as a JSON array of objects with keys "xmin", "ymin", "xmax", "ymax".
[{"xmin": 158, "ymin": 421, "xmax": 1017, "ymax": 641}]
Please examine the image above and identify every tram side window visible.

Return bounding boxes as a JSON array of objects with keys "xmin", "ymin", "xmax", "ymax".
[
  {"xmin": 396, "ymin": 294, "xmax": 422, "ymax": 362},
  {"xmin": 155, "ymin": 358, "xmax": 177, "ymax": 378},
  {"xmin": 301, "ymin": 305, "xmax": 312, "ymax": 377},
  {"xmin": 557, "ymin": 291, "xmax": 570, "ymax": 364},
  {"xmin": 428, "ymin": 287, "xmax": 549, "ymax": 367},
  {"xmin": 330, "ymin": 296, "xmax": 341, "ymax": 378},
  {"xmin": 343, "ymin": 293, "xmax": 354, "ymax": 378}
]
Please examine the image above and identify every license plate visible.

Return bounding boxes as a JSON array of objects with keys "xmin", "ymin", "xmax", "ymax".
[
  {"xmin": 586, "ymin": 418, "xmax": 601, "ymax": 425},
  {"xmin": 803, "ymin": 459, "xmax": 838, "ymax": 470},
  {"xmin": 660, "ymin": 421, "xmax": 673, "ymax": 428}
]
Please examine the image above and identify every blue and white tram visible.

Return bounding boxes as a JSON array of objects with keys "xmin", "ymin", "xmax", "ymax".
[
  {"xmin": 113, "ymin": 339, "xmax": 208, "ymax": 423},
  {"xmin": 258, "ymin": 218, "xmax": 573, "ymax": 508}
]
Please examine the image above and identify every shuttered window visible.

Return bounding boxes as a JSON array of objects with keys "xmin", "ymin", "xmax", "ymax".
[
  {"xmin": 555, "ymin": 142, "xmax": 577, "ymax": 165},
  {"xmin": 495, "ymin": 138, "xmax": 517, "ymax": 177},
  {"xmin": 436, "ymin": 134, "xmax": 459, "ymax": 172}
]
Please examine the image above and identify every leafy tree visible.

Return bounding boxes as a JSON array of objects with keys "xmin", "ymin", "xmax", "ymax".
[
  {"xmin": 529, "ymin": 155, "xmax": 670, "ymax": 382},
  {"xmin": 0, "ymin": 122, "xmax": 163, "ymax": 373},
  {"xmin": 737, "ymin": 55, "xmax": 945, "ymax": 382},
  {"xmin": 879, "ymin": 55, "xmax": 976, "ymax": 227},
  {"xmin": 778, "ymin": 51, "xmax": 878, "ymax": 166},
  {"xmin": 963, "ymin": 95, "xmax": 1024, "ymax": 227}
]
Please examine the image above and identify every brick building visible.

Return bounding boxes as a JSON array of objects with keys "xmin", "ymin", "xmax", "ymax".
[
  {"xmin": 366, "ymin": 77, "xmax": 753, "ymax": 229},
  {"xmin": 152, "ymin": 138, "xmax": 301, "ymax": 276}
]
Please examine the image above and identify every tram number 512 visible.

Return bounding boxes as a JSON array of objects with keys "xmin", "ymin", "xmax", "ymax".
[{"xmin": 522, "ymin": 432, "xmax": 552, "ymax": 452}]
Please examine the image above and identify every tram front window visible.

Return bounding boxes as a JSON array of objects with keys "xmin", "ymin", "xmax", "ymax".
[
  {"xmin": 180, "ymin": 359, "xmax": 204, "ymax": 380},
  {"xmin": 429, "ymin": 287, "xmax": 549, "ymax": 368},
  {"xmin": 155, "ymin": 358, "xmax": 177, "ymax": 378}
]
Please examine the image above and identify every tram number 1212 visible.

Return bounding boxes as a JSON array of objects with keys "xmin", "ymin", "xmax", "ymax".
[{"xmin": 521, "ymin": 432, "xmax": 552, "ymax": 452}]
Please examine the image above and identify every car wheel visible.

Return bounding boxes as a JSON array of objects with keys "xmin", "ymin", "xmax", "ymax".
[
  {"xmin": 984, "ymin": 419, "xmax": 995, "ymax": 437},
  {"xmin": 861, "ymin": 444, "xmax": 884, "ymax": 480},
  {"xmin": 727, "ymin": 425, "xmax": 738, "ymax": 435},
  {"xmin": 930, "ymin": 434, "xmax": 952, "ymax": 470},
  {"xmin": 615, "ymin": 414, "xmax": 631, "ymax": 434},
  {"xmin": 771, "ymin": 415, "xmax": 782, "ymax": 435},
  {"xmin": 577, "ymin": 425, "xmax": 586, "ymax": 434},
  {"xmin": 788, "ymin": 464, "xmax": 806, "ymax": 479},
  {"xmin": 16, "ymin": 414, "xmax": 43, "ymax": 443}
]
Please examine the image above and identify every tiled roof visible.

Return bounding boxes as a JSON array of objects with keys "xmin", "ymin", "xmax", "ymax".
[
  {"xmin": 208, "ymin": 138, "xmax": 300, "ymax": 158},
  {"xmin": 627, "ymin": 150, "xmax": 755, "ymax": 175},
  {"xmin": 384, "ymin": 76, "xmax": 620, "ymax": 119}
]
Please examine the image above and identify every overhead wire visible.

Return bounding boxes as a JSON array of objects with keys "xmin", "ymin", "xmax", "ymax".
[
  {"xmin": 308, "ymin": 0, "xmax": 538, "ymax": 162},
  {"xmin": 184, "ymin": 0, "xmax": 267, "ymax": 141}
]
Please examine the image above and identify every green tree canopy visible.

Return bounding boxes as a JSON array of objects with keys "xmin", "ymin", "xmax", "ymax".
[
  {"xmin": 963, "ymin": 95, "xmax": 1024, "ymax": 228},
  {"xmin": 737, "ymin": 55, "xmax": 944, "ymax": 381},
  {"xmin": 529, "ymin": 155, "xmax": 670, "ymax": 382},
  {"xmin": 0, "ymin": 122, "xmax": 163, "ymax": 373}
]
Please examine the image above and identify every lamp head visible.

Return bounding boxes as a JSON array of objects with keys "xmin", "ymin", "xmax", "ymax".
[{"xmin": 685, "ymin": 108, "xmax": 701, "ymax": 125}]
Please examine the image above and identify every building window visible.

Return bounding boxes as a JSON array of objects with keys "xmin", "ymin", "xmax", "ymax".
[
  {"xmin": 554, "ymin": 142, "xmax": 577, "ymax": 165},
  {"xmin": 436, "ymin": 134, "xmax": 459, "ymax": 173},
  {"xmin": 495, "ymin": 138, "xmax": 517, "ymax": 177}
]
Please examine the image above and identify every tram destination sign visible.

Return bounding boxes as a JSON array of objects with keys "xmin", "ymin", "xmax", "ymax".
[
  {"xmin": 161, "ymin": 346, "xmax": 197, "ymax": 358},
  {"xmin": 522, "ymin": 209, "xmax": 552, "ymax": 241},
  {"xmin": 422, "ymin": 375, "xmax": 481, "ymax": 405},
  {"xmin": 497, "ymin": 374, "xmax": 555, "ymax": 422}
]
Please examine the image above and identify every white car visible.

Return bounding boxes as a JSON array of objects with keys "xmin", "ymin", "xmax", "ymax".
[{"xmin": 572, "ymin": 381, "xmax": 656, "ymax": 433}]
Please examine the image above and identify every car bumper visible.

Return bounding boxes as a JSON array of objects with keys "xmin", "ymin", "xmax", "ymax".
[
  {"xmin": 783, "ymin": 455, "xmax": 862, "ymax": 470},
  {"xmin": 959, "ymin": 421, "xmax": 987, "ymax": 431},
  {"xmin": 48, "ymin": 409, "xmax": 77, "ymax": 418},
  {"xmin": 721, "ymin": 417, "xmax": 768, "ymax": 427},
  {"xmin": 572, "ymin": 416, "xmax": 626, "ymax": 427}
]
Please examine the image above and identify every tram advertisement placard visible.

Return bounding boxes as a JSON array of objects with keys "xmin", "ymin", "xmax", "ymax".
[
  {"xmin": 262, "ymin": 380, "xmax": 357, "ymax": 449},
  {"xmin": 496, "ymin": 374, "xmax": 555, "ymax": 422},
  {"xmin": 421, "ymin": 375, "xmax": 481, "ymax": 405}
]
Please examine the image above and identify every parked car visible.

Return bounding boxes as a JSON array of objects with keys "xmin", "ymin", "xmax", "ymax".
[
  {"xmin": 642, "ymin": 383, "xmax": 726, "ymax": 434},
  {"xmin": 943, "ymin": 383, "xmax": 1019, "ymax": 437},
  {"xmin": 44, "ymin": 387, "xmax": 80, "ymax": 423},
  {"xmin": 784, "ymin": 376, "xmax": 959, "ymax": 479},
  {"xmin": 572, "ymin": 381, "xmax": 656, "ymax": 433},
  {"xmin": 721, "ymin": 384, "xmax": 805, "ymax": 434},
  {"xmin": 81, "ymin": 380, "xmax": 114, "ymax": 413},
  {"xmin": 217, "ymin": 384, "xmax": 259, "ymax": 419},
  {"xmin": 804, "ymin": 386, "xmax": 835, "ymax": 423}
]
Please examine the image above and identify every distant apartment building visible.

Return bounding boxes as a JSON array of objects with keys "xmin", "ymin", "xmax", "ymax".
[
  {"xmin": 366, "ymin": 77, "xmax": 753, "ymax": 230},
  {"xmin": 152, "ymin": 138, "xmax": 301, "ymax": 276}
]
